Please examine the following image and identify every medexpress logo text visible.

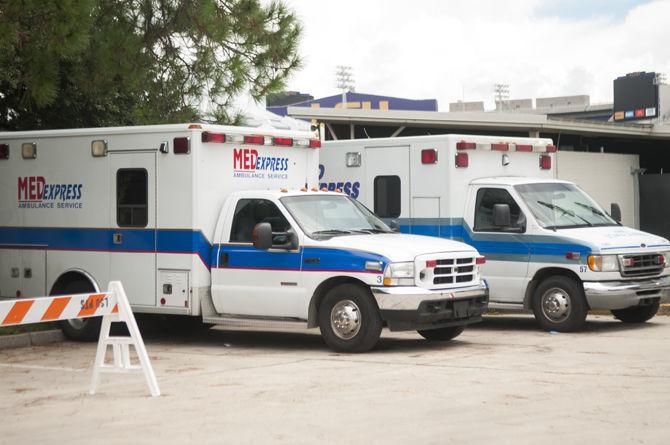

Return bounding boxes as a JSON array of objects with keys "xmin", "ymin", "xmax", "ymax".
[
  {"xmin": 17, "ymin": 176, "xmax": 83, "ymax": 209},
  {"xmin": 233, "ymin": 148, "xmax": 289, "ymax": 179}
]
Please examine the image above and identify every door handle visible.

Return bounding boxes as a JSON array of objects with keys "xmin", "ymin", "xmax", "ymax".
[{"xmin": 113, "ymin": 233, "xmax": 123, "ymax": 244}]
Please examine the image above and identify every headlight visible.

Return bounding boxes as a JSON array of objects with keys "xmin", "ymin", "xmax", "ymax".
[
  {"xmin": 587, "ymin": 255, "xmax": 619, "ymax": 272},
  {"xmin": 662, "ymin": 252, "xmax": 670, "ymax": 268},
  {"xmin": 383, "ymin": 262, "xmax": 415, "ymax": 286}
]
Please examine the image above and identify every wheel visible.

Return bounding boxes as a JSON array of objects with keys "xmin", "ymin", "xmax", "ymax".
[
  {"xmin": 417, "ymin": 325, "xmax": 465, "ymax": 341},
  {"xmin": 532, "ymin": 275, "xmax": 588, "ymax": 332},
  {"xmin": 55, "ymin": 280, "xmax": 102, "ymax": 341},
  {"xmin": 318, "ymin": 284, "xmax": 382, "ymax": 353},
  {"xmin": 612, "ymin": 300, "xmax": 660, "ymax": 323}
]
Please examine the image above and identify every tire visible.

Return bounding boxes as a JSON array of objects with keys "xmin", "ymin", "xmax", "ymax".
[
  {"xmin": 532, "ymin": 275, "xmax": 588, "ymax": 332},
  {"xmin": 417, "ymin": 325, "xmax": 465, "ymax": 341},
  {"xmin": 612, "ymin": 300, "xmax": 660, "ymax": 323},
  {"xmin": 318, "ymin": 284, "xmax": 382, "ymax": 353},
  {"xmin": 55, "ymin": 280, "xmax": 102, "ymax": 341}
]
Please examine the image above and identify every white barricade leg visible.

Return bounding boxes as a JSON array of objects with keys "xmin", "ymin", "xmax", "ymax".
[{"xmin": 89, "ymin": 281, "xmax": 160, "ymax": 397}]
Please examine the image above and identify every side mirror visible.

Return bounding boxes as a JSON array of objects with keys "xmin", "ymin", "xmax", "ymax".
[
  {"xmin": 389, "ymin": 220, "xmax": 400, "ymax": 233},
  {"xmin": 493, "ymin": 204, "xmax": 511, "ymax": 227},
  {"xmin": 252, "ymin": 222, "xmax": 273, "ymax": 250},
  {"xmin": 610, "ymin": 203, "xmax": 622, "ymax": 223}
]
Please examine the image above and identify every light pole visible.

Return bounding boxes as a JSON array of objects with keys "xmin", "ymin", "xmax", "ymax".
[
  {"xmin": 494, "ymin": 83, "xmax": 510, "ymax": 112},
  {"xmin": 336, "ymin": 65, "xmax": 355, "ymax": 109}
]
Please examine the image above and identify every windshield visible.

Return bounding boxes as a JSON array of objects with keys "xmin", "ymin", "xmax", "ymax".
[
  {"xmin": 280, "ymin": 195, "xmax": 392, "ymax": 239},
  {"xmin": 514, "ymin": 183, "xmax": 618, "ymax": 229}
]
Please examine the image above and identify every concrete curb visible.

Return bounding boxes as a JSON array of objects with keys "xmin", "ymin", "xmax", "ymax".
[{"xmin": 0, "ymin": 329, "xmax": 65, "ymax": 350}]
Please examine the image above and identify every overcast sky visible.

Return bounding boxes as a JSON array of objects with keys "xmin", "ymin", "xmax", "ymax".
[{"xmin": 281, "ymin": 0, "xmax": 670, "ymax": 110}]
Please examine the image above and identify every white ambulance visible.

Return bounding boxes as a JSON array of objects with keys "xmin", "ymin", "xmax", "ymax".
[
  {"xmin": 320, "ymin": 134, "xmax": 670, "ymax": 332},
  {"xmin": 0, "ymin": 124, "xmax": 488, "ymax": 352}
]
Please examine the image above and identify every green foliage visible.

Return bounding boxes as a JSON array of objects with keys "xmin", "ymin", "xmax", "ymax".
[{"xmin": 0, "ymin": 0, "xmax": 302, "ymax": 129}]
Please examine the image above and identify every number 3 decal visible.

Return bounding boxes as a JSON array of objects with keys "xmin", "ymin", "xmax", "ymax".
[{"xmin": 376, "ymin": 275, "xmax": 383, "ymax": 284}]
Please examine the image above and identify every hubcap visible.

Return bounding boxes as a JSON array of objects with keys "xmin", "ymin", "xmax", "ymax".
[
  {"xmin": 541, "ymin": 287, "xmax": 571, "ymax": 322},
  {"xmin": 330, "ymin": 299, "xmax": 361, "ymax": 340}
]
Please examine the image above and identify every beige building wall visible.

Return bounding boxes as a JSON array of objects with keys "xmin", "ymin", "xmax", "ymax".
[{"xmin": 556, "ymin": 151, "xmax": 640, "ymax": 228}]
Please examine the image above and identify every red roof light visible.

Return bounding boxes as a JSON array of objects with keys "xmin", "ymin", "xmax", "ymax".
[
  {"xmin": 273, "ymin": 137, "xmax": 293, "ymax": 147},
  {"xmin": 491, "ymin": 143, "xmax": 509, "ymax": 151},
  {"xmin": 539, "ymin": 155, "xmax": 551, "ymax": 170},
  {"xmin": 201, "ymin": 132, "xmax": 226, "ymax": 143},
  {"xmin": 421, "ymin": 149, "xmax": 438, "ymax": 164},
  {"xmin": 455, "ymin": 153, "xmax": 469, "ymax": 168},
  {"xmin": 244, "ymin": 135, "xmax": 265, "ymax": 145},
  {"xmin": 456, "ymin": 141, "xmax": 476, "ymax": 150}
]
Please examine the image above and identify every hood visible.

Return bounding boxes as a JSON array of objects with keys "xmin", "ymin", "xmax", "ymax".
[
  {"xmin": 314, "ymin": 233, "xmax": 477, "ymax": 262},
  {"xmin": 557, "ymin": 226, "xmax": 670, "ymax": 254}
]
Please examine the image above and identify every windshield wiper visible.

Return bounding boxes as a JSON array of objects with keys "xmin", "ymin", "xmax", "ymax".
[
  {"xmin": 573, "ymin": 202, "xmax": 606, "ymax": 218},
  {"xmin": 352, "ymin": 228, "xmax": 392, "ymax": 234},
  {"xmin": 536, "ymin": 201, "xmax": 593, "ymax": 227},
  {"xmin": 311, "ymin": 229, "xmax": 355, "ymax": 238}
]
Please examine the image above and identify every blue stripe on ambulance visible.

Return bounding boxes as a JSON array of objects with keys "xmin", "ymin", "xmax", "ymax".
[
  {"xmin": 0, "ymin": 227, "xmax": 388, "ymax": 273},
  {"xmin": 396, "ymin": 218, "xmax": 592, "ymax": 264},
  {"xmin": 213, "ymin": 244, "xmax": 388, "ymax": 273}
]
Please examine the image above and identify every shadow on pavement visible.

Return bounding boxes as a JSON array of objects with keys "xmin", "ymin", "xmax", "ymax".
[{"xmin": 471, "ymin": 314, "xmax": 663, "ymax": 334}]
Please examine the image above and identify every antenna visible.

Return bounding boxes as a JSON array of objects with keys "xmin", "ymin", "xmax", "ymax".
[
  {"xmin": 335, "ymin": 65, "xmax": 355, "ymax": 109},
  {"xmin": 494, "ymin": 83, "xmax": 510, "ymax": 111}
]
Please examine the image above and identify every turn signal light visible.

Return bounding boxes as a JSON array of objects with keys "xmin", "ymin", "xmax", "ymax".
[
  {"xmin": 426, "ymin": 260, "xmax": 437, "ymax": 268},
  {"xmin": 476, "ymin": 256, "xmax": 486, "ymax": 265}
]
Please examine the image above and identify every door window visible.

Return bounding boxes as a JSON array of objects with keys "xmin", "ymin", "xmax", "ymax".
[
  {"xmin": 374, "ymin": 175, "xmax": 401, "ymax": 218},
  {"xmin": 117, "ymin": 169, "xmax": 148, "ymax": 227},
  {"xmin": 230, "ymin": 199, "xmax": 291, "ymax": 244},
  {"xmin": 474, "ymin": 188, "xmax": 524, "ymax": 232}
]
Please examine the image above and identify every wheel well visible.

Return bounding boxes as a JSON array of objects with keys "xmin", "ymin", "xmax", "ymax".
[
  {"xmin": 307, "ymin": 276, "xmax": 371, "ymax": 328},
  {"xmin": 50, "ymin": 270, "xmax": 98, "ymax": 296},
  {"xmin": 523, "ymin": 267, "xmax": 583, "ymax": 309}
]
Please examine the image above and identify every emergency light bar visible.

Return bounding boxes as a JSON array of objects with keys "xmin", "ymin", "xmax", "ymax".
[
  {"xmin": 197, "ymin": 131, "xmax": 320, "ymax": 149},
  {"xmin": 456, "ymin": 140, "xmax": 556, "ymax": 153}
]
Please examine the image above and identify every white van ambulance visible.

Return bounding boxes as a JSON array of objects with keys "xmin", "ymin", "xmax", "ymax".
[
  {"xmin": 0, "ymin": 124, "xmax": 488, "ymax": 352},
  {"xmin": 320, "ymin": 134, "xmax": 670, "ymax": 332}
]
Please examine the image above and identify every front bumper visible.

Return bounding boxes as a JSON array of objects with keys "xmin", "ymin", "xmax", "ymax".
[
  {"xmin": 583, "ymin": 275, "xmax": 670, "ymax": 310},
  {"xmin": 370, "ymin": 281, "xmax": 489, "ymax": 331}
]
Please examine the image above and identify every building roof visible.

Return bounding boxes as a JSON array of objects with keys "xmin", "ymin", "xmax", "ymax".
[{"xmin": 287, "ymin": 107, "xmax": 670, "ymax": 139}]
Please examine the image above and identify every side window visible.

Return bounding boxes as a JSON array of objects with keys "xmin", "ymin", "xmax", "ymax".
[
  {"xmin": 474, "ymin": 188, "xmax": 524, "ymax": 232},
  {"xmin": 374, "ymin": 175, "xmax": 401, "ymax": 218},
  {"xmin": 230, "ymin": 199, "xmax": 291, "ymax": 243},
  {"xmin": 117, "ymin": 169, "xmax": 148, "ymax": 227}
]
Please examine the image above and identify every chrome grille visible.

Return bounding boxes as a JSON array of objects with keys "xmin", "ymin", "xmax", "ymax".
[
  {"xmin": 619, "ymin": 253, "xmax": 664, "ymax": 277},
  {"xmin": 432, "ymin": 257, "xmax": 475, "ymax": 286}
]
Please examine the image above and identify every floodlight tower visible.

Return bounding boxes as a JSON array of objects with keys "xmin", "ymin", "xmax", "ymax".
[
  {"xmin": 494, "ymin": 83, "xmax": 510, "ymax": 111},
  {"xmin": 336, "ymin": 65, "xmax": 355, "ymax": 108}
]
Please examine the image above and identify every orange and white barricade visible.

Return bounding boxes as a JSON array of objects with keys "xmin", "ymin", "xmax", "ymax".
[{"xmin": 0, "ymin": 281, "xmax": 160, "ymax": 397}]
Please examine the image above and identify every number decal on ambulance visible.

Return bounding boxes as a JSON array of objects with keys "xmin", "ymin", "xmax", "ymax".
[
  {"xmin": 579, "ymin": 266, "xmax": 587, "ymax": 273},
  {"xmin": 376, "ymin": 275, "xmax": 383, "ymax": 284}
]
